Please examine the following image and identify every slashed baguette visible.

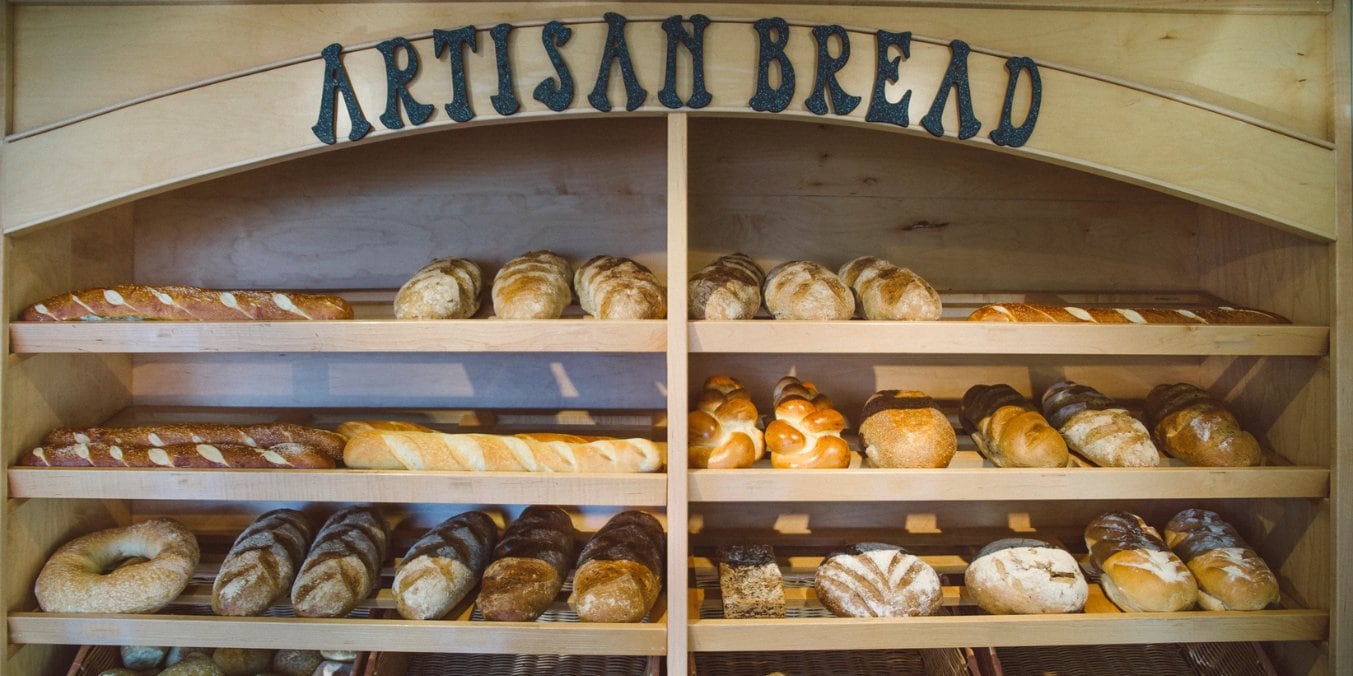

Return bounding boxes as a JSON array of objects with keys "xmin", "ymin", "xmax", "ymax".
[{"xmin": 342, "ymin": 431, "xmax": 665, "ymax": 472}]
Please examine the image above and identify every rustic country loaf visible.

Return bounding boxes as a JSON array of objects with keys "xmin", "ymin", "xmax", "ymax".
[
  {"xmin": 838, "ymin": 256, "xmax": 942, "ymax": 321},
  {"xmin": 960, "ymin": 384, "xmax": 1069, "ymax": 468},
  {"xmin": 689, "ymin": 253, "xmax": 765, "ymax": 320},
  {"xmin": 1164, "ymin": 509, "xmax": 1279, "ymax": 611},
  {"xmin": 1085, "ymin": 511, "xmax": 1198, "ymax": 612},
  {"xmin": 213, "ymin": 509, "xmax": 313, "ymax": 616},
  {"xmin": 568, "ymin": 510, "xmax": 666, "ymax": 622},
  {"xmin": 574, "ymin": 255, "xmax": 667, "ymax": 319},
  {"xmin": 393, "ymin": 511, "xmax": 500, "ymax": 620},
  {"xmin": 290, "ymin": 506, "xmax": 389, "ymax": 618},
  {"xmin": 858, "ymin": 389, "xmax": 956, "ymax": 468},
  {"xmin": 815, "ymin": 543, "xmax": 942, "ymax": 618},
  {"xmin": 477, "ymin": 505, "xmax": 576, "ymax": 621},
  {"xmin": 1041, "ymin": 381, "xmax": 1159, "ymax": 467},
  {"xmin": 964, "ymin": 538, "xmax": 1087, "ymax": 614},
  {"xmin": 492, "ymin": 250, "xmax": 573, "ymax": 319},
  {"xmin": 1143, "ymin": 383, "xmax": 1263, "ymax": 467},
  {"xmin": 763, "ymin": 260, "xmax": 854, "ymax": 320},
  {"xmin": 394, "ymin": 257, "xmax": 483, "ymax": 319}
]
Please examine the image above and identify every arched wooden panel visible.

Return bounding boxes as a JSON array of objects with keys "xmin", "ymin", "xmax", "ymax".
[{"xmin": 0, "ymin": 16, "xmax": 1335, "ymax": 239}]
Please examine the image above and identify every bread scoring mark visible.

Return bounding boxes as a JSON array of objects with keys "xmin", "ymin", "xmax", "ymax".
[
  {"xmin": 221, "ymin": 291, "xmax": 253, "ymax": 317},
  {"xmin": 70, "ymin": 294, "xmax": 97, "ymax": 315},
  {"xmin": 1065, "ymin": 306, "xmax": 1093, "ymax": 322},
  {"xmin": 1175, "ymin": 309, "xmax": 1202, "ymax": 322},
  {"xmin": 1114, "ymin": 548, "xmax": 1192, "ymax": 583},
  {"xmin": 388, "ymin": 435, "xmax": 426, "ymax": 470},
  {"xmin": 196, "ymin": 444, "xmax": 227, "ymax": 465},
  {"xmin": 74, "ymin": 444, "xmax": 91, "ymax": 461},
  {"xmin": 147, "ymin": 433, "xmax": 165, "ymax": 447},
  {"xmin": 150, "ymin": 289, "xmax": 178, "ymax": 306},
  {"xmin": 1117, "ymin": 309, "xmax": 1147, "ymax": 324},
  {"xmin": 272, "ymin": 293, "xmax": 311, "ymax": 319},
  {"xmin": 259, "ymin": 449, "xmax": 290, "ymax": 466},
  {"xmin": 103, "ymin": 289, "xmax": 127, "ymax": 306},
  {"xmin": 32, "ymin": 447, "xmax": 49, "ymax": 465},
  {"xmin": 108, "ymin": 445, "xmax": 125, "ymax": 465},
  {"xmin": 74, "ymin": 432, "xmax": 91, "ymax": 444},
  {"xmin": 32, "ymin": 303, "xmax": 58, "ymax": 320},
  {"xmin": 148, "ymin": 447, "xmax": 173, "ymax": 467}
]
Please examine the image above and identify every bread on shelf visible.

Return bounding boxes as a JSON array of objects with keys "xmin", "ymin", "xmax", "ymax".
[
  {"xmin": 1041, "ymin": 381, "xmax": 1160, "ymax": 467},
  {"xmin": 765, "ymin": 376, "xmax": 852, "ymax": 469},
  {"xmin": 1164, "ymin": 509, "xmax": 1279, "ymax": 611},
  {"xmin": 968, "ymin": 302, "xmax": 1288, "ymax": 324},
  {"xmin": 342, "ymin": 430, "xmax": 665, "ymax": 472},
  {"xmin": 19, "ymin": 284, "xmax": 354, "ymax": 321},
  {"xmin": 763, "ymin": 260, "xmax": 855, "ymax": 320},
  {"xmin": 290, "ymin": 506, "xmax": 389, "ymax": 618},
  {"xmin": 960, "ymin": 384, "xmax": 1069, "ymax": 468},
  {"xmin": 213, "ymin": 509, "xmax": 313, "ymax": 616},
  {"xmin": 718, "ymin": 544, "xmax": 786, "ymax": 619},
  {"xmin": 858, "ymin": 389, "xmax": 956, "ymax": 468},
  {"xmin": 575, "ymin": 255, "xmax": 667, "ymax": 319},
  {"xmin": 1085, "ymin": 511, "xmax": 1198, "ymax": 612},
  {"xmin": 689, "ymin": 375, "xmax": 764, "ymax": 469},
  {"xmin": 35, "ymin": 518, "xmax": 200, "ymax": 614},
  {"xmin": 393, "ymin": 511, "xmax": 500, "ymax": 620},
  {"xmin": 964, "ymin": 538, "xmax": 1087, "ymax": 614},
  {"xmin": 838, "ymin": 256, "xmax": 942, "ymax": 321},
  {"xmin": 1143, "ymin": 383, "xmax": 1263, "ymax": 467},
  {"xmin": 689, "ymin": 253, "xmax": 765, "ymax": 320},
  {"xmin": 568, "ymin": 510, "xmax": 666, "ymax": 622},
  {"xmin": 394, "ymin": 257, "xmax": 483, "ymax": 319},
  {"xmin": 815, "ymin": 543, "xmax": 942, "ymax": 618},
  {"xmin": 492, "ymin": 250, "xmax": 573, "ymax": 319},
  {"xmin": 477, "ymin": 505, "xmax": 575, "ymax": 621}
]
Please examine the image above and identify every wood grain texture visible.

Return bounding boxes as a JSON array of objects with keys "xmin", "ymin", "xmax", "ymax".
[{"xmin": 664, "ymin": 113, "xmax": 690, "ymax": 666}]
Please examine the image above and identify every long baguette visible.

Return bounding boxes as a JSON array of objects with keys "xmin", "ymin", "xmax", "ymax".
[
  {"xmin": 21, "ymin": 442, "xmax": 335, "ymax": 469},
  {"xmin": 43, "ymin": 423, "xmax": 346, "ymax": 463},
  {"xmin": 342, "ymin": 431, "xmax": 665, "ymax": 472},
  {"xmin": 968, "ymin": 303, "xmax": 1287, "ymax": 324},
  {"xmin": 20, "ymin": 285, "xmax": 353, "ymax": 321}
]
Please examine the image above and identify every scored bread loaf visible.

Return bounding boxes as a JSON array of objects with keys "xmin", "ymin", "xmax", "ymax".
[
  {"xmin": 964, "ymin": 538, "xmax": 1087, "ymax": 615},
  {"xmin": 568, "ymin": 511, "xmax": 666, "ymax": 622},
  {"xmin": 342, "ymin": 430, "xmax": 665, "ymax": 472},
  {"xmin": 1041, "ymin": 381, "xmax": 1159, "ymax": 467},
  {"xmin": 1164, "ymin": 509, "xmax": 1279, "ymax": 611},
  {"xmin": 492, "ymin": 250, "xmax": 573, "ymax": 319},
  {"xmin": 212, "ymin": 510, "xmax": 313, "ymax": 616},
  {"xmin": 574, "ymin": 255, "xmax": 667, "ymax": 319},
  {"xmin": 19, "ymin": 285, "xmax": 354, "ymax": 322},
  {"xmin": 393, "ymin": 511, "xmax": 500, "ymax": 620},
  {"xmin": 815, "ymin": 543, "xmax": 942, "ymax": 618},
  {"xmin": 688, "ymin": 375, "xmax": 764, "ymax": 469},
  {"xmin": 42, "ymin": 422, "xmax": 347, "ymax": 463},
  {"xmin": 858, "ymin": 390, "xmax": 956, "ymax": 468},
  {"xmin": 335, "ymin": 419, "xmax": 435, "ymax": 438},
  {"xmin": 718, "ymin": 544, "xmax": 786, "ymax": 619},
  {"xmin": 762, "ymin": 260, "xmax": 855, "ymax": 320},
  {"xmin": 838, "ymin": 256, "xmax": 942, "ymax": 321},
  {"xmin": 1143, "ymin": 383, "xmax": 1263, "ymax": 467},
  {"xmin": 960, "ymin": 384, "xmax": 1069, "ymax": 468},
  {"xmin": 21, "ymin": 441, "xmax": 335, "ymax": 469},
  {"xmin": 968, "ymin": 303, "xmax": 1288, "ymax": 324},
  {"xmin": 1085, "ymin": 511, "xmax": 1198, "ymax": 612},
  {"xmin": 394, "ymin": 257, "xmax": 483, "ymax": 319},
  {"xmin": 688, "ymin": 253, "xmax": 765, "ymax": 320},
  {"xmin": 764, "ymin": 376, "xmax": 852, "ymax": 469},
  {"xmin": 477, "ymin": 505, "xmax": 576, "ymax": 621},
  {"xmin": 290, "ymin": 507, "xmax": 389, "ymax": 618}
]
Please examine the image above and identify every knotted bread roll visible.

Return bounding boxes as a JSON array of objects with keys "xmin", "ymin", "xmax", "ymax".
[
  {"xmin": 764, "ymin": 376, "xmax": 852, "ymax": 469},
  {"xmin": 688, "ymin": 375, "xmax": 764, "ymax": 468}
]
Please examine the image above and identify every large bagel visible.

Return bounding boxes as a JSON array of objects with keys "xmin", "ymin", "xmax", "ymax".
[{"xmin": 35, "ymin": 518, "xmax": 200, "ymax": 613}]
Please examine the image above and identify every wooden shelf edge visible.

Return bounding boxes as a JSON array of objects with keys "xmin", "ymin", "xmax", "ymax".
[
  {"xmin": 687, "ymin": 467, "xmax": 1330, "ymax": 501},
  {"xmin": 7, "ymin": 469, "xmax": 669, "ymax": 506},
  {"xmin": 687, "ymin": 610, "xmax": 1329, "ymax": 651},
  {"xmin": 9, "ymin": 320, "xmax": 668, "ymax": 354},
  {"xmin": 6, "ymin": 613, "xmax": 668, "ymax": 655},
  {"xmin": 689, "ymin": 322, "xmax": 1329, "ymax": 356}
]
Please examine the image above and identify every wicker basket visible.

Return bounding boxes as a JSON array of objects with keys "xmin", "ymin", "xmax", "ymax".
[
  {"xmin": 978, "ymin": 642, "xmax": 1278, "ymax": 676},
  {"xmin": 363, "ymin": 652, "xmax": 661, "ymax": 676},
  {"xmin": 692, "ymin": 648, "xmax": 979, "ymax": 676}
]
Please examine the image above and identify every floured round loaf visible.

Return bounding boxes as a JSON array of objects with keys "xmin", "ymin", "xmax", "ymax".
[
  {"xmin": 814, "ymin": 543, "xmax": 942, "ymax": 617},
  {"xmin": 964, "ymin": 539, "xmax": 1087, "ymax": 614}
]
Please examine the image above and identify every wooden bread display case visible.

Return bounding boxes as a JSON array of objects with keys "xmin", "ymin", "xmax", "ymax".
[{"xmin": 1, "ymin": 2, "xmax": 1348, "ymax": 675}]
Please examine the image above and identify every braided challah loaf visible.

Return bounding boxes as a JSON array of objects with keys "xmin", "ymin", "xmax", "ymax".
[
  {"xmin": 764, "ymin": 376, "xmax": 852, "ymax": 469},
  {"xmin": 575, "ymin": 255, "xmax": 667, "ymax": 319},
  {"xmin": 688, "ymin": 375, "xmax": 764, "ymax": 468},
  {"xmin": 689, "ymin": 253, "xmax": 765, "ymax": 320}
]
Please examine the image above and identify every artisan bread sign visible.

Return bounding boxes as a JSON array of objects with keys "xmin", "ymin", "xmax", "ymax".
[{"xmin": 313, "ymin": 13, "xmax": 1040, "ymax": 148}]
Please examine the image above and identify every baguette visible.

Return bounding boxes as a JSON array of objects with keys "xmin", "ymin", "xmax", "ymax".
[
  {"xmin": 960, "ymin": 384, "xmax": 1069, "ymax": 468},
  {"xmin": 574, "ymin": 255, "xmax": 667, "ymax": 319},
  {"xmin": 213, "ymin": 510, "xmax": 313, "ymax": 616},
  {"xmin": 1041, "ymin": 381, "xmax": 1159, "ymax": 467},
  {"xmin": 688, "ymin": 375, "xmax": 764, "ymax": 469},
  {"xmin": 492, "ymin": 250, "xmax": 573, "ymax": 319},
  {"xmin": 568, "ymin": 511, "xmax": 666, "ymax": 622},
  {"xmin": 335, "ymin": 419, "xmax": 436, "ymax": 438},
  {"xmin": 968, "ymin": 303, "xmax": 1287, "ymax": 324},
  {"xmin": 393, "ymin": 511, "xmax": 500, "ymax": 620},
  {"xmin": 1164, "ymin": 509, "xmax": 1279, "ymax": 611},
  {"xmin": 43, "ymin": 423, "xmax": 346, "ymax": 463},
  {"xmin": 1085, "ymin": 511, "xmax": 1197, "ymax": 612},
  {"xmin": 477, "ymin": 505, "xmax": 576, "ymax": 621},
  {"xmin": 858, "ymin": 390, "xmax": 956, "ymax": 468},
  {"xmin": 342, "ymin": 430, "xmax": 665, "ymax": 473},
  {"xmin": 19, "ymin": 285, "xmax": 353, "ymax": 322},
  {"xmin": 762, "ymin": 261, "xmax": 854, "ymax": 320},
  {"xmin": 838, "ymin": 256, "xmax": 941, "ymax": 321},
  {"xmin": 688, "ymin": 253, "xmax": 765, "ymax": 320},
  {"xmin": 21, "ymin": 441, "xmax": 335, "ymax": 469},
  {"xmin": 764, "ymin": 376, "xmax": 852, "ymax": 469},
  {"xmin": 290, "ymin": 507, "xmax": 389, "ymax": 618},
  {"xmin": 394, "ymin": 257, "xmax": 483, "ymax": 319},
  {"xmin": 1143, "ymin": 383, "xmax": 1263, "ymax": 467}
]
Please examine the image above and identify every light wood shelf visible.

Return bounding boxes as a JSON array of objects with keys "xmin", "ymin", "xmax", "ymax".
[{"xmin": 7, "ymin": 468, "xmax": 668, "ymax": 505}]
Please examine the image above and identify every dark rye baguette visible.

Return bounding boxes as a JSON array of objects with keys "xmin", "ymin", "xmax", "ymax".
[
  {"xmin": 568, "ymin": 511, "xmax": 666, "ymax": 622},
  {"xmin": 290, "ymin": 507, "xmax": 389, "ymax": 618},
  {"xmin": 968, "ymin": 303, "xmax": 1287, "ymax": 324},
  {"xmin": 476, "ymin": 505, "xmax": 576, "ymax": 621},
  {"xmin": 20, "ymin": 284, "xmax": 353, "ymax": 321},
  {"xmin": 213, "ymin": 509, "xmax": 313, "ymax": 616},
  {"xmin": 1164, "ymin": 509, "xmax": 1279, "ymax": 611},
  {"xmin": 688, "ymin": 253, "xmax": 765, "ymax": 320},
  {"xmin": 960, "ymin": 384, "xmax": 1069, "ymax": 468},
  {"xmin": 393, "ymin": 511, "xmax": 500, "ymax": 620},
  {"xmin": 21, "ymin": 441, "xmax": 335, "ymax": 469},
  {"xmin": 43, "ymin": 423, "xmax": 347, "ymax": 463},
  {"xmin": 1142, "ymin": 383, "xmax": 1263, "ymax": 467}
]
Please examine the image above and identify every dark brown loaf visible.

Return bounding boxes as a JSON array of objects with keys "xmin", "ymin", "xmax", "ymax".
[
  {"xmin": 1041, "ymin": 381, "xmax": 1159, "ymax": 467},
  {"xmin": 1164, "ymin": 509, "xmax": 1279, "ymax": 611},
  {"xmin": 21, "ymin": 441, "xmax": 336, "ymax": 469},
  {"xmin": 19, "ymin": 284, "xmax": 354, "ymax": 322},
  {"xmin": 1143, "ymin": 383, "xmax": 1263, "ymax": 467},
  {"xmin": 689, "ymin": 253, "xmax": 765, "ymax": 320},
  {"xmin": 290, "ymin": 507, "xmax": 389, "ymax": 618},
  {"xmin": 212, "ymin": 509, "xmax": 313, "ymax": 616},
  {"xmin": 960, "ymin": 384, "xmax": 1069, "ymax": 468},
  {"xmin": 858, "ymin": 390, "xmax": 956, "ymax": 468},
  {"xmin": 574, "ymin": 255, "xmax": 667, "ymax": 319},
  {"xmin": 393, "ymin": 511, "xmax": 500, "ymax": 620},
  {"xmin": 568, "ymin": 511, "xmax": 666, "ymax": 622},
  {"xmin": 814, "ymin": 543, "xmax": 942, "ymax": 618},
  {"xmin": 968, "ymin": 303, "xmax": 1288, "ymax": 324},
  {"xmin": 477, "ymin": 505, "xmax": 576, "ymax": 621},
  {"xmin": 1085, "ymin": 511, "xmax": 1197, "ymax": 612},
  {"xmin": 42, "ymin": 422, "xmax": 347, "ymax": 463}
]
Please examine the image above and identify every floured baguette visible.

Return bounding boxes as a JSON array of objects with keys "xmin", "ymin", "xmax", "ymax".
[
  {"xmin": 968, "ymin": 303, "xmax": 1287, "ymax": 324},
  {"xmin": 342, "ymin": 430, "xmax": 665, "ymax": 472}
]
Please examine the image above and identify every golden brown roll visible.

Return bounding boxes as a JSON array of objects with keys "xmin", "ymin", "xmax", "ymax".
[
  {"xmin": 688, "ymin": 375, "xmax": 764, "ymax": 468},
  {"xmin": 858, "ymin": 390, "xmax": 956, "ymax": 468},
  {"xmin": 1085, "ymin": 511, "xmax": 1197, "ymax": 612},
  {"xmin": 1164, "ymin": 509, "xmax": 1279, "ymax": 611},
  {"xmin": 1143, "ymin": 383, "xmax": 1263, "ymax": 467},
  {"xmin": 764, "ymin": 376, "xmax": 852, "ymax": 469}
]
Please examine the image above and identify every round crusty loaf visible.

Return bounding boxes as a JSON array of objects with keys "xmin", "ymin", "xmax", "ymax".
[
  {"xmin": 815, "ymin": 543, "xmax": 942, "ymax": 618},
  {"xmin": 858, "ymin": 390, "xmax": 956, "ymax": 468},
  {"xmin": 689, "ymin": 253, "xmax": 765, "ymax": 320},
  {"xmin": 394, "ymin": 257, "xmax": 483, "ymax": 319},
  {"xmin": 35, "ymin": 518, "xmax": 199, "ymax": 614},
  {"xmin": 838, "ymin": 256, "xmax": 942, "ymax": 321},
  {"xmin": 964, "ymin": 539, "xmax": 1087, "ymax": 614},
  {"xmin": 763, "ymin": 260, "xmax": 854, "ymax": 320}
]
